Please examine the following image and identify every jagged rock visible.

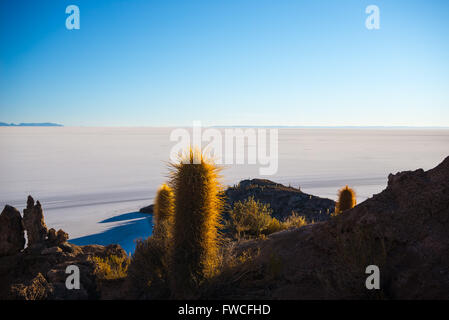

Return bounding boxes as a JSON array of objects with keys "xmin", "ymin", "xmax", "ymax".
[
  {"xmin": 47, "ymin": 228, "xmax": 57, "ymax": 243},
  {"xmin": 10, "ymin": 273, "xmax": 53, "ymax": 300},
  {"xmin": 56, "ymin": 229, "xmax": 69, "ymax": 243},
  {"xmin": 0, "ymin": 205, "xmax": 25, "ymax": 257},
  {"xmin": 0, "ymin": 198, "xmax": 127, "ymax": 300},
  {"xmin": 23, "ymin": 196, "xmax": 48, "ymax": 246},
  {"xmin": 47, "ymin": 228, "xmax": 69, "ymax": 247},
  {"xmin": 59, "ymin": 242, "xmax": 74, "ymax": 253}
]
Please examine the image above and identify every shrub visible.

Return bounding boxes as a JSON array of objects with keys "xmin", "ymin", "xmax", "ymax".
[
  {"xmin": 169, "ymin": 148, "xmax": 223, "ymax": 298},
  {"xmin": 266, "ymin": 217, "xmax": 283, "ymax": 234},
  {"xmin": 126, "ymin": 236, "xmax": 170, "ymax": 298},
  {"xmin": 229, "ymin": 196, "xmax": 273, "ymax": 238},
  {"xmin": 91, "ymin": 254, "xmax": 130, "ymax": 280},
  {"xmin": 228, "ymin": 198, "xmax": 310, "ymax": 238},
  {"xmin": 335, "ymin": 186, "xmax": 357, "ymax": 214},
  {"xmin": 282, "ymin": 212, "xmax": 307, "ymax": 229}
]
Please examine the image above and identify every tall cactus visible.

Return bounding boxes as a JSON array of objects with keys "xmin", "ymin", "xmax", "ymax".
[
  {"xmin": 153, "ymin": 184, "xmax": 174, "ymax": 242},
  {"xmin": 169, "ymin": 148, "xmax": 222, "ymax": 298},
  {"xmin": 335, "ymin": 185, "xmax": 357, "ymax": 214}
]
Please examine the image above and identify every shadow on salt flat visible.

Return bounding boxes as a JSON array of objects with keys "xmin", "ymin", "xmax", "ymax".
[{"xmin": 70, "ymin": 212, "xmax": 153, "ymax": 254}]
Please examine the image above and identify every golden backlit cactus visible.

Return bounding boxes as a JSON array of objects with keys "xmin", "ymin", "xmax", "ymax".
[
  {"xmin": 335, "ymin": 185, "xmax": 357, "ymax": 214},
  {"xmin": 153, "ymin": 183, "xmax": 174, "ymax": 241},
  {"xmin": 169, "ymin": 148, "xmax": 223, "ymax": 298}
]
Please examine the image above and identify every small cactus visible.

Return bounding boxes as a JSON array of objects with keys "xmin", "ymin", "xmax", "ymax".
[
  {"xmin": 153, "ymin": 184, "xmax": 174, "ymax": 241},
  {"xmin": 335, "ymin": 185, "xmax": 356, "ymax": 214},
  {"xmin": 169, "ymin": 148, "xmax": 223, "ymax": 298}
]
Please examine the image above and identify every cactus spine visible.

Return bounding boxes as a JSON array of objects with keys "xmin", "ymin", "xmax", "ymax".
[
  {"xmin": 335, "ymin": 185, "xmax": 356, "ymax": 214},
  {"xmin": 169, "ymin": 148, "xmax": 222, "ymax": 298}
]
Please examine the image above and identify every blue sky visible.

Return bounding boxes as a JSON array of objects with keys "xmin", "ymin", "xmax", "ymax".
[{"xmin": 0, "ymin": 0, "xmax": 448, "ymax": 127}]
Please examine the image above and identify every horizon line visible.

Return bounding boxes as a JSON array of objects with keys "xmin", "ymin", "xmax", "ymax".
[{"xmin": 2, "ymin": 124, "xmax": 449, "ymax": 129}]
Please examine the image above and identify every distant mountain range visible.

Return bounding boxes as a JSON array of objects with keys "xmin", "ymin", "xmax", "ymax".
[{"xmin": 0, "ymin": 122, "xmax": 63, "ymax": 127}]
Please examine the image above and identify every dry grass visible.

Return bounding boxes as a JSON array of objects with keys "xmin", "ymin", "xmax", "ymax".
[{"xmin": 91, "ymin": 254, "xmax": 130, "ymax": 280}]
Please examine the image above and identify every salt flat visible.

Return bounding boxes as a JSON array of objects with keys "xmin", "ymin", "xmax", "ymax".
[{"xmin": 1, "ymin": 127, "xmax": 448, "ymax": 253}]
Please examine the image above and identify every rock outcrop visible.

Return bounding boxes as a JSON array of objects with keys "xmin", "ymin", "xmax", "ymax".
[
  {"xmin": 47, "ymin": 228, "xmax": 69, "ymax": 247},
  {"xmin": 23, "ymin": 196, "xmax": 48, "ymax": 247},
  {"xmin": 0, "ymin": 197, "xmax": 128, "ymax": 300},
  {"xmin": 0, "ymin": 206, "xmax": 25, "ymax": 257},
  {"xmin": 225, "ymin": 179, "xmax": 335, "ymax": 222},
  {"xmin": 139, "ymin": 204, "xmax": 154, "ymax": 214}
]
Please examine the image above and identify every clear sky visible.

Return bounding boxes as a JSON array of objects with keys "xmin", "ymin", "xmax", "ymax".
[{"xmin": 0, "ymin": 0, "xmax": 448, "ymax": 127}]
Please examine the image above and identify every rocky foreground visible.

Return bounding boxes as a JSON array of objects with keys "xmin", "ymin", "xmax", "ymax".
[
  {"xmin": 0, "ymin": 197, "xmax": 127, "ymax": 300},
  {"xmin": 1, "ymin": 157, "xmax": 448, "ymax": 299},
  {"xmin": 203, "ymin": 156, "xmax": 449, "ymax": 299}
]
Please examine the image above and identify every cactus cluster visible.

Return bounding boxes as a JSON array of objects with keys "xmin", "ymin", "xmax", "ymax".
[{"xmin": 147, "ymin": 148, "xmax": 223, "ymax": 298}]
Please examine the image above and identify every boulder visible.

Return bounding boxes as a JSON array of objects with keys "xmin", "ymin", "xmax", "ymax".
[
  {"xmin": 0, "ymin": 205, "xmax": 25, "ymax": 257},
  {"xmin": 56, "ymin": 229, "xmax": 69, "ymax": 244},
  {"xmin": 47, "ymin": 228, "xmax": 69, "ymax": 246}
]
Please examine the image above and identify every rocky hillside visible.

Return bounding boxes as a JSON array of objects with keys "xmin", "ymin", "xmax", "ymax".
[
  {"xmin": 204, "ymin": 156, "xmax": 449, "ymax": 299},
  {"xmin": 141, "ymin": 179, "xmax": 336, "ymax": 223},
  {"xmin": 225, "ymin": 179, "xmax": 335, "ymax": 222}
]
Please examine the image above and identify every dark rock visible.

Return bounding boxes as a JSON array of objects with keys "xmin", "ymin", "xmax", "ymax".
[
  {"xmin": 59, "ymin": 242, "xmax": 74, "ymax": 253},
  {"xmin": 47, "ymin": 227, "xmax": 69, "ymax": 247},
  {"xmin": 0, "ymin": 198, "xmax": 127, "ymax": 300},
  {"xmin": 0, "ymin": 240, "xmax": 127, "ymax": 299},
  {"xmin": 139, "ymin": 204, "xmax": 154, "ymax": 214},
  {"xmin": 0, "ymin": 205, "xmax": 25, "ymax": 257},
  {"xmin": 23, "ymin": 196, "xmax": 48, "ymax": 246},
  {"xmin": 47, "ymin": 228, "xmax": 57, "ymax": 244},
  {"xmin": 56, "ymin": 229, "xmax": 69, "ymax": 244},
  {"xmin": 41, "ymin": 247, "xmax": 63, "ymax": 255}
]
